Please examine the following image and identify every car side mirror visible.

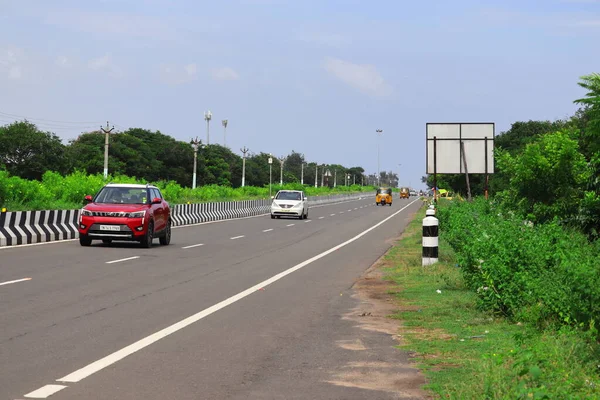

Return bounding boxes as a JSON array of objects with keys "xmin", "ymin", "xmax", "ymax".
[
  {"xmin": 151, "ymin": 197, "xmax": 162, "ymax": 204},
  {"xmin": 271, "ymin": 196, "xmax": 275, "ymax": 200},
  {"xmin": 84, "ymin": 195, "xmax": 93, "ymax": 203}
]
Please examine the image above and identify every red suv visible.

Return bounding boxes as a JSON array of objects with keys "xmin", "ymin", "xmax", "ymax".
[{"xmin": 78, "ymin": 183, "xmax": 171, "ymax": 248}]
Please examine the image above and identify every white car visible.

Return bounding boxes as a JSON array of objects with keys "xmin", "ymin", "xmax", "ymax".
[{"xmin": 270, "ymin": 190, "xmax": 309, "ymax": 219}]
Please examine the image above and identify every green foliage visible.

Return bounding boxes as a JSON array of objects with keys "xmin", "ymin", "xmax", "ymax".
[
  {"xmin": 0, "ymin": 170, "xmax": 375, "ymax": 210},
  {"xmin": 438, "ymin": 198, "xmax": 600, "ymax": 332}
]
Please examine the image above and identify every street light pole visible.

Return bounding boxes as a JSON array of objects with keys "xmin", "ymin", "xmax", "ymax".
[
  {"xmin": 191, "ymin": 136, "xmax": 203, "ymax": 189},
  {"xmin": 376, "ymin": 129, "xmax": 383, "ymax": 186},
  {"xmin": 100, "ymin": 121, "xmax": 114, "ymax": 179},
  {"xmin": 204, "ymin": 110, "xmax": 212, "ymax": 145},
  {"xmin": 315, "ymin": 164, "xmax": 318, "ymax": 188},
  {"xmin": 268, "ymin": 154, "xmax": 273, "ymax": 197},
  {"xmin": 334, "ymin": 170, "xmax": 337, "ymax": 187},
  {"xmin": 301, "ymin": 162, "xmax": 304, "ymax": 185},
  {"xmin": 241, "ymin": 146, "xmax": 249, "ymax": 187},
  {"xmin": 222, "ymin": 119, "xmax": 228, "ymax": 147},
  {"xmin": 278, "ymin": 156, "xmax": 286, "ymax": 185}
]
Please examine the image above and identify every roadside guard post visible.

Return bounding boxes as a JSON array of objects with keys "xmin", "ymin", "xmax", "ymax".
[{"xmin": 422, "ymin": 209, "xmax": 439, "ymax": 266}]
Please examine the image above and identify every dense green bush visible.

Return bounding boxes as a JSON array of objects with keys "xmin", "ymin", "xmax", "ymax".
[
  {"xmin": 0, "ymin": 170, "xmax": 375, "ymax": 210},
  {"xmin": 437, "ymin": 198, "xmax": 600, "ymax": 333}
]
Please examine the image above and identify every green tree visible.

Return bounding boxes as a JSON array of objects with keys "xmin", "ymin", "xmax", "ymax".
[{"xmin": 0, "ymin": 121, "xmax": 68, "ymax": 180}]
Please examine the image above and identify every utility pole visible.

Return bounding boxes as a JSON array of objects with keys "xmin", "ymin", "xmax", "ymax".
[
  {"xmin": 191, "ymin": 137, "xmax": 203, "ymax": 189},
  {"xmin": 321, "ymin": 164, "xmax": 325, "ymax": 187},
  {"xmin": 376, "ymin": 129, "xmax": 383, "ymax": 186},
  {"xmin": 301, "ymin": 162, "xmax": 304, "ymax": 185},
  {"xmin": 101, "ymin": 121, "xmax": 114, "ymax": 179},
  {"xmin": 315, "ymin": 164, "xmax": 318, "ymax": 188},
  {"xmin": 204, "ymin": 110, "xmax": 212, "ymax": 145},
  {"xmin": 240, "ymin": 146, "xmax": 249, "ymax": 187},
  {"xmin": 278, "ymin": 156, "xmax": 286, "ymax": 185},
  {"xmin": 353, "ymin": 175, "xmax": 356, "ymax": 185},
  {"xmin": 334, "ymin": 169, "xmax": 337, "ymax": 187},
  {"xmin": 268, "ymin": 154, "xmax": 273, "ymax": 197},
  {"xmin": 222, "ymin": 119, "xmax": 228, "ymax": 148}
]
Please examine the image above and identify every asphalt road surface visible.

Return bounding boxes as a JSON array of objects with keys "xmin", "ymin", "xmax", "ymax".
[{"xmin": 1, "ymin": 196, "xmax": 423, "ymax": 400}]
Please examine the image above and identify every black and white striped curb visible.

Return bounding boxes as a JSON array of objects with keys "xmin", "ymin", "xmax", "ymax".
[
  {"xmin": 0, "ymin": 193, "xmax": 365, "ymax": 247},
  {"xmin": 0, "ymin": 210, "xmax": 79, "ymax": 247}
]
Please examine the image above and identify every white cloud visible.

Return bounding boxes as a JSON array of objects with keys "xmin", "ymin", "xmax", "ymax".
[
  {"xmin": 88, "ymin": 54, "xmax": 123, "ymax": 78},
  {"xmin": 0, "ymin": 48, "xmax": 24, "ymax": 80},
  {"xmin": 8, "ymin": 66, "xmax": 22, "ymax": 80},
  {"xmin": 211, "ymin": 67, "xmax": 240, "ymax": 81},
  {"xmin": 55, "ymin": 56, "xmax": 71, "ymax": 68},
  {"xmin": 160, "ymin": 63, "xmax": 198, "ymax": 85},
  {"xmin": 323, "ymin": 57, "xmax": 390, "ymax": 96}
]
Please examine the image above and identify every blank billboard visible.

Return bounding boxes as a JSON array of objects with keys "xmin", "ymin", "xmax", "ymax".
[{"xmin": 426, "ymin": 123, "xmax": 495, "ymax": 174}]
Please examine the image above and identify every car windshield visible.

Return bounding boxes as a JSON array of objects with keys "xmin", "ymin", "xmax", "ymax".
[
  {"xmin": 94, "ymin": 187, "xmax": 149, "ymax": 204},
  {"xmin": 377, "ymin": 188, "xmax": 391, "ymax": 195},
  {"xmin": 276, "ymin": 191, "xmax": 302, "ymax": 201}
]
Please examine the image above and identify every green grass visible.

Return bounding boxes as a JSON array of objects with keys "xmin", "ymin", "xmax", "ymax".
[{"xmin": 381, "ymin": 206, "xmax": 600, "ymax": 399}]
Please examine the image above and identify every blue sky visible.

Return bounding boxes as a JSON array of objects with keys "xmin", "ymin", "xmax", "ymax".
[{"xmin": 1, "ymin": 0, "xmax": 599, "ymax": 189}]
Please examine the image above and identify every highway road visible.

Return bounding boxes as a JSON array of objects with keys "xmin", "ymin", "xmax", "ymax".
[{"xmin": 0, "ymin": 196, "xmax": 423, "ymax": 400}]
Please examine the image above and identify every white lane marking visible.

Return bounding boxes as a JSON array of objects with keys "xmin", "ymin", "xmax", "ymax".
[
  {"xmin": 286, "ymin": 224, "xmax": 295, "ymax": 227},
  {"xmin": 354, "ymin": 208, "xmax": 358, "ymax": 210},
  {"xmin": 105, "ymin": 256, "xmax": 140, "ymax": 264},
  {"xmin": 330, "ymin": 214, "xmax": 336, "ymax": 216},
  {"xmin": 318, "ymin": 217, "xmax": 325, "ymax": 219},
  {"xmin": 304, "ymin": 220, "xmax": 311, "ymax": 223},
  {"xmin": 262, "ymin": 229, "xmax": 273, "ymax": 232},
  {"xmin": 230, "ymin": 235, "xmax": 245, "ymax": 240},
  {"xmin": 24, "ymin": 384, "xmax": 68, "ymax": 398},
  {"xmin": 347, "ymin": 209, "xmax": 352, "ymax": 212},
  {"xmin": 181, "ymin": 243, "xmax": 204, "ymax": 249},
  {"xmin": 54, "ymin": 198, "xmax": 420, "ymax": 385},
  {"xmin": 0, "ymin": 277, "xmax": 32, "ymax": 286},
  {"xmin": 340, "ymin": 211, "xmax": 344, "ymax": 214}
]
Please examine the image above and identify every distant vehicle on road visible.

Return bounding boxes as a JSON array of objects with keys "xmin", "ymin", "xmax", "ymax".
[
  {"xmin": 399, "ymin": 187, "xmax": 410, "ymax": 199},
  {"xmin": 409, "ymin": 190, "xmax": 417, "ymax": 197},
  {"xmin": 78, "ymin": 183, "xmax": 171, "ymax": 248},
  {"xmin": 376, "ymin": 187, "xmax": 392, "ymax": 206},
  {"xmin": 271, "ymin": 190, "xmax": 309, "ymax": 219}
]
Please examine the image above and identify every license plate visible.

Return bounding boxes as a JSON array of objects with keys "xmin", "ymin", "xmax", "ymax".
[
  {"xmin": 280, "ymin": 209, "xmax": 291, "ymax": 212},
  {"xmin": 100, "ymin": 225, "xmax": 121, "ymax": 231}
]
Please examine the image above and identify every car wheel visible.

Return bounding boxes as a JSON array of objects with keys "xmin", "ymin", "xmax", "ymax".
[
  {"xmin": 79, "ymin": 234, "xmax": 92, "ymax": 246},
  {"xmin": 271, "ymin": 214, "xmax": 275, "ymax": 219},
  {"xmin": 141, "ymin": 221, "xmax": 154, "ymax": 248},
  {"xmin": 102, "ymin": 239, "xmax": 112, "ymax": 245},
  {"xmin": 159, "ymin": 220, "xmax": 171, "ymax": 245}
]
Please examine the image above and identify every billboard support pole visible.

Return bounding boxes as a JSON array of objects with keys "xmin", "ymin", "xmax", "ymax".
[
  {"xmin": 460, "ymin": 141, "xmax": 472, "ymax": 201},
  {"xmin": 484, "ymin": 136, "xmax": 489, "ymax": 200},
  {"xmin": 433, "ymin": 136, "xmax": 437, "ymax": 203}
]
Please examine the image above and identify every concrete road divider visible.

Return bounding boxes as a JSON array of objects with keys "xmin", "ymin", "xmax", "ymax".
[{"xmin": 0, "ymin": 193, "xmax": 365, "ymax": 247}]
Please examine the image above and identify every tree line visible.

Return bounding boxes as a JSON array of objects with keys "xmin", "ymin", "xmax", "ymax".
[
  {"xmin": 423, "ymin": 73, "xmax": 600, "ymax": 239},
  {"xmin": 0, "ymin": 122, "xmax": 401, "ymax": 188}
]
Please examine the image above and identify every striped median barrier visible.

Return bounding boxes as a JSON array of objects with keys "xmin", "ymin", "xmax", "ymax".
[{"xmin": 0, "ymin": 193, "xmax": 366, "ymax": 247}]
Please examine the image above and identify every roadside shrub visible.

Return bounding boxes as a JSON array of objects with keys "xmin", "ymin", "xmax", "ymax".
[{"xmin": 438, "ymin": 198, "xmax": 600, "ymax": 332}]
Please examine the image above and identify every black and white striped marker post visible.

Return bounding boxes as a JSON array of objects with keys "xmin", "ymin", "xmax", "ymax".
[{"xmin": 422, "ymin": 207, "xmax": 439, "ymax": 266}]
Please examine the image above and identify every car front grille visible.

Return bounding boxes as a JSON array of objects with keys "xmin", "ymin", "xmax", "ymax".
[{"xmin": 90, "ymin": 211, "xmax": 129, "ymax": 217}]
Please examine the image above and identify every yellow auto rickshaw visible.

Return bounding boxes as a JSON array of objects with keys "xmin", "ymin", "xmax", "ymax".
[
  {"xmin": 399, "ymin": 187, "xmax": 410, "ymax": 199},
  {"xmin": 376, "ymin": 187, "xmax": 392, "ymax": 206}
]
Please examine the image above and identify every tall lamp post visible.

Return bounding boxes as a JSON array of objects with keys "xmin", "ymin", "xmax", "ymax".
[
  {"xmin": 314, "ymin": 164, "xmax": 318, "ymax": 188},
  {"xmin": 222, "ymin": 119, "xmax": 228, "ymax": 147},
  {"xmin": 278, "ymin": 156, "xmax": 286, "ymax": 185},
  {"xmin": 191, "ymin": 137, "xmax": 204, "ymax": 189},
  {"xmin": 268, "ymin": 154, "xmax": 273, "ymax": 197},
  {"xmin": 397, "ymin": 163, "xmax": 402, "ymax": 188},
  {"xmin": 301, "ymin": 162, "xmax": 305, "ymax": 185},
  {"xmin": 101, "ymin": 121, "xmax": 114, "ymax": 179},
  {"xmin": 376, "ymin": 129, "xmax": 383, "ymax": 185},
  {"xmin": 241, "ymin": 146, "xmax": 249, "ymax": 187},
  {"xmin": 204, "ymin": 110, "xmax": 212, "ymax": 145}
]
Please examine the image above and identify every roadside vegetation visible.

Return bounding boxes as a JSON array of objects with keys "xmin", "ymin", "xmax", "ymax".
[
  {"xmin": 394, "ymin": 73, "xmax": 600, "ymax": 397},
  {"xmin": 0, "ymin": 170, "xmax": 376, "ymax": 211},
  {"xmin": 0, "ymin": 119, "xmax": 402, "ymax": 210},
  {"xmin": 384, "ymin": 205, "xmax": 600, "ymax": 399}
]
